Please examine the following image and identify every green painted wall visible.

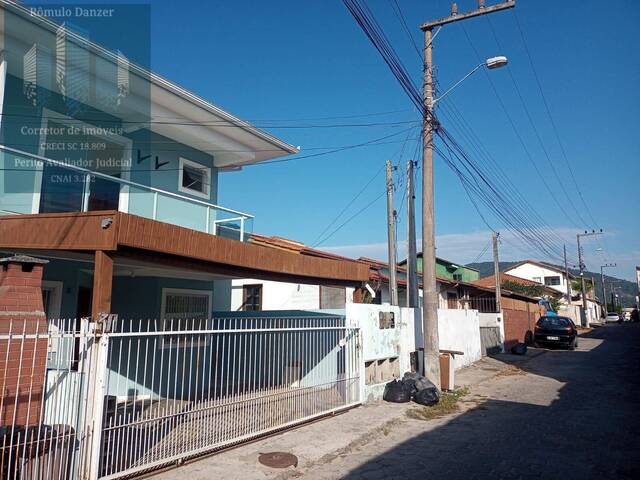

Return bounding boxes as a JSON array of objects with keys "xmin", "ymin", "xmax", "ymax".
[{"xmin": 414, "ymin": 256, "xmax": 480, "ymax": 282}]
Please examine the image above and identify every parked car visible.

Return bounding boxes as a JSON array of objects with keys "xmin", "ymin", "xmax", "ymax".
[
  {"xmin": 605, "ymin": 312, "xmax": 620, "ymax": 323},
  {"xmin": 534, "ymin": 316, "xmax": 578, "ymax": 350}
]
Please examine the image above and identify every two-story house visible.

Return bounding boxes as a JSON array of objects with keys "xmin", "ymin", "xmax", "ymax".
[
  {"xmin": 504, "ymin": 259, "xmax": 601, "ymax": 324},
  {"xmin": 0, "ymin": 1, "xmax": 369, "ymax": 322},
  {"xmin": 503, "ymin": 260, "xmax": 574, "ymax": 296}
]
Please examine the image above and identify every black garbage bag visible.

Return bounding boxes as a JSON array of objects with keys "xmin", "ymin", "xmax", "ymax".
[
  {"xmin": 511, "ymin": 342, "xmax": 527, "ymax": 355},
  {"xmin": 414, "ymin": 386, "xmax": 440, "ymax": 406},
  {"xmin": 383, "ymin": 379, "xmax": 413, "ymax": 403},
  {"xmin": 402, "ymin": 372, "xmax": 437, "ymax": 395}
]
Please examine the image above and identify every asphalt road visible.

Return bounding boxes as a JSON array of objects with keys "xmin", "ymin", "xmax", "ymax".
[{"xmin": 303, "ymin": 323, "xmax": 640, "ymax": 480}]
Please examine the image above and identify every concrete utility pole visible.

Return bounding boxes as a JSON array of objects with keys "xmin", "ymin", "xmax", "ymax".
[
  {"xmin": 492, "ymin": 232, "xmax": 502, "ymax": 312},
  {"xmin": 564, "ymin": 244, "xmax": 571, "ymax": 304},
  {"xmin": 386, "ymin": 160, "xmax": 399, "ymax": 305},
  {"xmin": 600, "ymin": 263, "xmax": 616, "ymax": 315},
  {"xmin": 576, "ymin": 229, "xmax": 603, "ymax": 327},
  {"xmin": 406, "ymin": 160, "xmax": 419, "ymax": 307},
  {"xmin": 420, "ymin": 0, "xmax": 515, "ymax": 387}
]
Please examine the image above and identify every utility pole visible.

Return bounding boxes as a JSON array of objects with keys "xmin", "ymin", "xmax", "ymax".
[
  {"xmin": 406, "ymin": 160, "xmax": 419, "ymax": 308},
  {"xmin": 576, "ymin": 229, "xmax": 603, "ymax": 327},
  {"xmin": 492, "ymin": 232, "xmax": 502, "ymax": 312},
  {"xmin": 600, "ymin": 263, "xmax": 616, "ymax": 315},
  {"xmin": 420, "ymin": 0, "xmax": 515, "ymax": 387},
  {"xmin": 563, "ymin": 244, "xmax": 571, "ymax": 304},
  {"xmin": 386, "ymin": 160, "xmax": 399, "ymax": 306}
]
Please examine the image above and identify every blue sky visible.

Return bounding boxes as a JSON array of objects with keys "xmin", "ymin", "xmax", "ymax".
[{"xmin": 30, "ymin": 1, "xmax": 640, "ymax": 280}]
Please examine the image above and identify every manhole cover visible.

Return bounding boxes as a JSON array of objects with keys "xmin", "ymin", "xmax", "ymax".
[{"xmin": 258, "ymin": 452, "xmax": 298, "ymax": 469}]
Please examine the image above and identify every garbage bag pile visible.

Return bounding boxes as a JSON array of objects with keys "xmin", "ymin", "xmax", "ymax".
[
  {"xmin": 510, "ymin": 342, "xmax": 527, "ymax": 355},
  {"xmin": 383, "ymin": 372, "xmax": 440, "ymax": 406}
]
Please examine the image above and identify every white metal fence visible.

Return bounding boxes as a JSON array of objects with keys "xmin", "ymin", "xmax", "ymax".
[
  {"xmin": 1, "ymin": 318, "xmax": 99, "ymax": 480},
  {"xmin": 1, "ymin": 314, "xmax": 361, "ymax": 479}
]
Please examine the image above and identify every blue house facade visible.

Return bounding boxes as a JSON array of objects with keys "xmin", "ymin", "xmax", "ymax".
[{"xmin": 0, "ymin": 1, "xmax": 368, "ymax": 322}]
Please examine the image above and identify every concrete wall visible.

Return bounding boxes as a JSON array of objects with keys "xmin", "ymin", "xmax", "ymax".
[
  {"xmin": 558, "ymin": 304, "xmax": 582, "ymax": 326},
  {"xmin": 479, "ymin": 312, "xmax": 505, "ymax": 353},
  {"xmin": 436, "ymin": 309, "xmax": 482, "ymax": 369},
  {"xmin": 343, "ymin": 304, "xmax": 417, "ymax": 403},
  {"xmin": 344, "ymin": 304, "xmax": 483, "ymax": 401}
]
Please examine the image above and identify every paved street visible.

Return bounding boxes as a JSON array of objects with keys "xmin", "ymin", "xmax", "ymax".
[
  {"xmin": 154, "ymin": 323, "xmax": 640, "ymax": 480},
  {"xmin": 300, "ymin": 324, "xmax": 640, "ymax": 479}
]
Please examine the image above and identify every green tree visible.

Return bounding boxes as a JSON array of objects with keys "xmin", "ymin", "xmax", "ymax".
[
  {"xmin": 571, "ymin": 278, "xmax": 593, "ymax": 293},
  {"xmin": 501, "ymin": 280, "xmax": 544, "ymax": 298}
]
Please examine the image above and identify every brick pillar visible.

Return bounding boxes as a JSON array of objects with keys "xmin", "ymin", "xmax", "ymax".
[
  {"xmin": 353, "ymin": 286, "xmax": 365, "ymax": 304},
  {"xmin": 0, "ymin": 254, "xmax": 49, "ymax": 427}
]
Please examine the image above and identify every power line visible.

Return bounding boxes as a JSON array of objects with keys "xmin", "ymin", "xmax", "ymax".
[
  {"xmin": 459, "ymin": 23, "xmax": 581, "ymax": 230},
  {"xmin": 258, "ymin": 126, "xmax": 417, "ymax": 165},
  {"xmin": 313, "ymin": 191, "xmax": 386, "ymax": 247},
  {"xmin": 0, "ymin": 112, "xmax": 419, "ymax": 129},
  {"xmin": 0, "ymin": 127, "xmax": 419, "ymax": 196},
  {"xmin": 436, "ymin": 90, "xmax": 570, "ymax": 250},
  {"xmin": 483, "ymin": 17, "xmax": 589, "ymax": 227},
  {"xmin": 312, "ymin": 125, "xmax": 419, "ymax": 247},
  {"xmin": 310, "ymin": 163, "xmax": 385, "ymax": 246},
  {"xmin": 435, "ymin": 126, "xmax": 577, "ymax": 263},
  {"xmin": 468, "ymin": 239, "xmax": 492, "ymax": 265},
  {"xmin": 341, "ymin": 0, "xmax": 577, "ymax": 265},
  {"xmin": 509, "ymin": 10, "xmax": 610, "ymax": 259},
  {"xmin": 388, "ymin": 0, "xmax": 422, "ymax": 60},
  {"xmin": 510, "ymin": 11, "xmax": 600, "ymax": 229},
  {"xmin": 342, "ymin": 0, "xmax": 424, "ymax": 114}
]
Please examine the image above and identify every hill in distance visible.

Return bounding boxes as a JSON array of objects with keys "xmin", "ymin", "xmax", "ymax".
[{"xmin": 467, "ymin": 261, "xmax": 638, "ymax": 308}]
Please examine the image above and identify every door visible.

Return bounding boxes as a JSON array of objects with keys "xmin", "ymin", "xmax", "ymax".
[
  {"xmin": 38, "ymin": 113, "xmax": 131, "ymax": 213},
  {"xmin": 85, "ymin": 136, "xmax": 126, "ymax": 211}
]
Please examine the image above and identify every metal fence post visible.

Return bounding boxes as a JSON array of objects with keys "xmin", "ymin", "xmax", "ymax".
[{"xmin": 84, "ymin": 328, "xmax": 109, "ymax": 480}]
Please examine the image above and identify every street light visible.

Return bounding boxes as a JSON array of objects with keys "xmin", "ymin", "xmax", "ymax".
[
  {"xmin": 433, "ymin": 56, "xmax": 508, "ymax": 105},
  {"xmin": 485, "ymin": 55, "xmax": 508, "ymax": 69}
]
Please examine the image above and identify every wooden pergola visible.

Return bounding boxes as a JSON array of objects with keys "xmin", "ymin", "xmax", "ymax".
[{"xmin": 0, "ymin": 211, "xmax": 370, "ymax": 317}]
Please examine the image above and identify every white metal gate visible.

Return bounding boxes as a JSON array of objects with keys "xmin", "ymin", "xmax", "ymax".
[{"xmin": 97, "ymin": 314, "xmax": 361, "ymax": 478}]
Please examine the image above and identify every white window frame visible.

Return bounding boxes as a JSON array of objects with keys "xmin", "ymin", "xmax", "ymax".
[
  {"xmin": 160, "ymin": 287, "xmax": 212, "ymax": 348},
  {"xmin": 178, "ymin": 157, "xmax": 211, "ymax": 199}
]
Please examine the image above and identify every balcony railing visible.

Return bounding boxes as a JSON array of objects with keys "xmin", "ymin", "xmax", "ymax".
[{"xmin": 0, "ymin": 145, "xmax": 254, "ymax": 241}]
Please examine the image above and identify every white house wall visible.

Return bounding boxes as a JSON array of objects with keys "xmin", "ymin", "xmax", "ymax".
[
  {"xmin": 505, "ymin": 263, "xmax": 569, "ymax": 295},
  {"xmin": 436, "ymin": 309, "xmax": 482, "ymax": 369},
  {"xmin": 231, "ymin": 279, "xmax": 354, "ymax": 311}
]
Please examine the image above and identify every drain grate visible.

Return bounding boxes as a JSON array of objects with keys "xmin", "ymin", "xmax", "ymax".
[{"xmin": 258, "ymin": 452, "xmax": 298, "ymax": 469}]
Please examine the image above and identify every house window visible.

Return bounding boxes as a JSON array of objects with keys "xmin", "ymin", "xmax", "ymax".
[
  {"xmin": 544, "ymin": 276, "xmax": 561, "ymax": 286},
  {"xmin": 161, "ymin": 288, "xmax": 212, "ymax": 347},
  {"xmin": 532, "ymin": 277, "xmax": 542, "ymax": 283},
  {"xmin": 453, "ymin": 273, "xmax": 463, "ymax": 281},
  {"xmin": 178, "ymin": 157, "xmax": 211, "ymax": 199},
  {"xmin": 319, "ymin": 286, "xmax": 346, "ymax": 309},
  {"xmin": 242, "ymin": 284, "xmax": 263, "ymax": 311}
]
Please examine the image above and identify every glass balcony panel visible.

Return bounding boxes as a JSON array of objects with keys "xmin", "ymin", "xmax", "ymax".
[{"xmin": 1, "ymin": 147, "xmax": 253, "ymax": 241}]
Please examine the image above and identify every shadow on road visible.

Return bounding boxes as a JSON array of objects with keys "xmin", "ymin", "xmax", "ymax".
[{"xmin": 340, "ymin": 324, "xmax": 640, "ymax": 480}]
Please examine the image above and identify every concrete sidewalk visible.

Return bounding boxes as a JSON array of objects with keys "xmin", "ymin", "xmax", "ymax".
[{"xmin": 150, "ymin": 353, "xmax": 537, "ymax": 480}]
